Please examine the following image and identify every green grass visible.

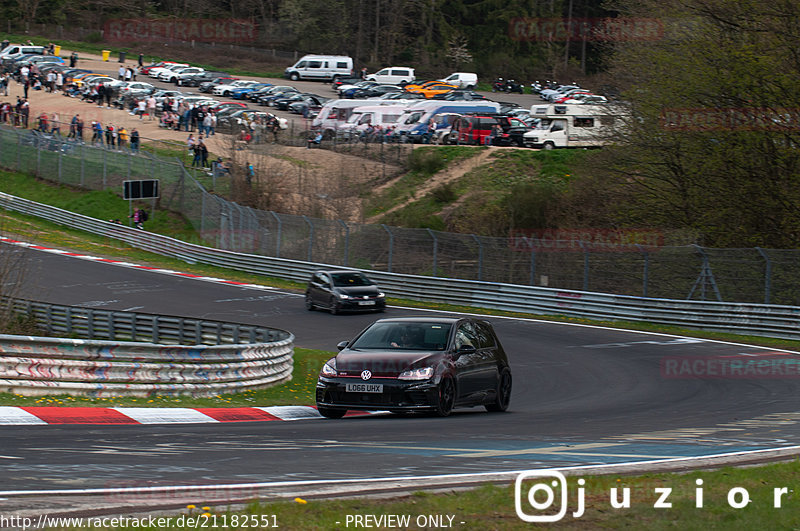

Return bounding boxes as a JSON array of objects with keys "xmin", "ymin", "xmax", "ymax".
[
  {"xmin": 51, "ymin": 460, "xmax": 800, "ymax": 529},
  {"xmin": 364, "ymin": 146, "xmax": 480, "ymax": 218}
]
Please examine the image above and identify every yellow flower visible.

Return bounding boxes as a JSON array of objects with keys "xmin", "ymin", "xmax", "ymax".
[
  {"xmin": 186, "ymin": 504, "xmax": 196, "ymax": 510},
  {"xmin": 295, "ymin": 497, "xmax": 308, "ymax": 504},
  {"xmin": 202, "ymin": 506, "xmax": 211, "ymax": 512}
]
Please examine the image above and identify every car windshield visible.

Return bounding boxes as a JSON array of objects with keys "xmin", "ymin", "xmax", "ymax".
[
  {"xmin": 331, "ymin": 272, "xmax": 373, "ymax": 287},
  {"xmin": 350, "ymin": 322, "xmax": 452, "ymax": 351}
]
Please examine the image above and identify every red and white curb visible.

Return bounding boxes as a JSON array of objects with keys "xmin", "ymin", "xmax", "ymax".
[
  {"xmin": 0, "ymin": 406, "xmax": 383, "ymax": 425},
  {"xmin": 0, "ymin": 237, "xmax": 277, "ymax": 291}
]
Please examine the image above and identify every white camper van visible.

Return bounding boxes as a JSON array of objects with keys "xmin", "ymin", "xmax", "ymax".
[
  {"xmin": 337, "ymin": 105, "xmax": 408, "ymax": 137},
  {"xmin": 522, "ymin": 104, "xmax": 619, "ymax": 149},
  {"xmin": 313, "ymin": 99, "xmax": 407, "ymax": 136},
  {"xmin": 285, "ymin": 55, "xmax": 353, "ymax": 82}
]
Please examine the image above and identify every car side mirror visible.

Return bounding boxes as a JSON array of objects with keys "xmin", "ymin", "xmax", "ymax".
[
  {"xmin": 336, "ymin": 341, "xmax": 349, "ymax": 351},
  {"xmin": 454, "ymin": 344, "xmax": 476, "ymax": 357}
]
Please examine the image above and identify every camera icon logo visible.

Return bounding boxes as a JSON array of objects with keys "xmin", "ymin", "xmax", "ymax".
[{"xmin": 515, "ymin": 470, "xmax": 568, "ymax": 522}]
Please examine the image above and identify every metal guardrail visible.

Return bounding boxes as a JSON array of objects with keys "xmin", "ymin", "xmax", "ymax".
[
  {"xmin": 1, "ymin": 192, "xmax": 799, "ymax": 341},
  {"xmin": 0, "ymin": 298, "xmax": 294, "ymax": 397}
]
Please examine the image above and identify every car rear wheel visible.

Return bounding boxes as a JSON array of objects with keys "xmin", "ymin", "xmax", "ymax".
[
  {"xmin": 317, "ymin": 406, "xmax": 346, "ymax": 419},
  {"xmin": 543, "ymin": 142, "xmax": 555, "ymax": 150},
  {"xmin": 434, "ymin": 377, "xmax": 455, "ymax": 417},
  {"xmin": 486, "ymin": 368, "xmax": 512, "ymax": 412},
  {"xmin": 305, "ymin": 294, "xmax": 315, "ymax": 311}
]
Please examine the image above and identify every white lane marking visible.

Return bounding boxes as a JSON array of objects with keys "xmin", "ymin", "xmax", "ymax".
[
  {"xmin": 0, "ymin": 406, "xmax": 47, "ymax": 425},
  {"xmin": 1, "ymin": 445, "xmax": 798, "ymax": 497},
  {"xmin": 112, "ymin": 407, "xmax": 218, "ymax": 424}
]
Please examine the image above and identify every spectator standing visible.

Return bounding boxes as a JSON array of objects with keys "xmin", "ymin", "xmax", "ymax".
[
  {"xmin": 20, "ymin": 99, "xmax": 29, "ymax": 128},
  {"xmin": 118, "ymin": 126, "xmax": 128, "ymax": 149},
  {"xmin": 129, "ymin": 207, "xmax": 145, "ymax": 229},
  {"xmin": 118, "ymin": 65, "xmax": 126, "ymax": 81},
  {"xmin": 105, "ymin": 123, "xmax": 116, "ymax": 148},
  {"xmin": 76, "ymin": 115, "xmax": 84, "ymax": 141},
  {"xmin": 146, "ymin": 95, "xmax": 156, "ymax": 120},
  {"xmin": 130, "ymin": 128, "xmax": 140, "ymax": 153},
  {"xmin": 68, "ymin": 114, "xmax": 78, "ymax": 139},
  {"xmin": 199, "ymin": 140, "xmax": 209, "ymax": 168},
  {"xmin": 50, "ymin": 111, "xmax": 60, "ymax": 136}
]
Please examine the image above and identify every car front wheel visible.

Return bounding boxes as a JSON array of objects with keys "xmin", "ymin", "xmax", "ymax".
[
  {"xmin": 434, "ymin": 377, "xmax": 455, "ymax": 417},
  {"xmin": 329, "ymin": 296, "xmax": 340, "ymax": 315},
  {"xmin": 305, "ymin": 294, "xmax": 315, "ymax": 311},
  {"xmin": 317, "ymin": 406, "xmax": 347, "ymax": 419}
]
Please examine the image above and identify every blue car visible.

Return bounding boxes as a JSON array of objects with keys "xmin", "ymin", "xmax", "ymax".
[{"xmin": 230, "ymin": 83, "xmax": 272, "ymax": 99}]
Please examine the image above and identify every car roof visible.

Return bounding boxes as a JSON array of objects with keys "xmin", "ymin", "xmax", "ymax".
[{"xmin": 373, "ymin": 316, "xmax": 461, "ymax": 325}]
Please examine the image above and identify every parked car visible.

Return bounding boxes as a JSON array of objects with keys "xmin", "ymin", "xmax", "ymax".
[
  {"xmin": 365, "ymin": 66, "xmax": 415, "ymax": 85},
  {"xmin": 339, "ymin": 81, "xmax": 378, "ymax": 98},
  {"xmin": 258, "ymin": 88, "xmax": 300, "ymax": 106},
  {"xmin": 164, "ymin": 66, "xmax": 205, "ymax": 84},
  {"xmin": 179, "ymin": 71, "xmax": 233, "ymax": 87},
  {"xmin": 149, "ymin": 63, "xmax": 189, "ymax": 79},
  {"xmin": 305, "ymin": 270, "xmax": 386, "ymax": 314},
  {"xmin": 230, "ymin": 83, "xmax": 272, "ymax": 99},
  {"xmin": 350, "ymin": 84, "xmax": 404, "ymax": 99},
  {"xmin": 117, "ymin": 81, "xmax": 156, "ymax": 98},
  {"xmin": 332, "ymin": 76, "xmax": 364, "ymax": 92},
  {"xmin": 438, "ymin": 72, "xmax": 478, "ymax": 89},
  {"xmin": 288, "ymin": 95, "xmax": 329, "ymax": 115},
  {"xmin": 198, "ymin": 76, "xmax": 239, "ymax": 92},
  {"xmin": 405, "ymin": 82, "xmax": 458, "ymax": 99},
  {"xmin": 315, "ymin": 316, "xmax": 512, "ymax": 418},
  {"xmin": 448, "ymin": 115, "xmax": 531, "ymax": 146},
  {"xmin": 213, "ymin": 80, "xmax": 260, "ymax": 97},
  {"xmin": 140, "ymin": 61, "xmax": 180, "ymax": 75},
  {"xmin": 431, "ymin": 89, "xmax": 486, "ymax": 101}
]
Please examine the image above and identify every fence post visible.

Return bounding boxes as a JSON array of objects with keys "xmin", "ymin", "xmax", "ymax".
[
  {"xmin": 579, "ymin": 241, "xmax": 589, "ymax": 291},
  {"xmin": 427, "ymin": 228, "xmax": 438, "ymax": 277},
  {"xmin": 755, "ymin": 247, "xmax": 772, "ymax": 305},
  {"xmin": 303, "ymin": 215, "xmax": 313, "ymax": 262},
  {"xmin": 382, "ymin": 224, "xmax": 394, "ymax": 273},
  {"xmin": 338, "ymin": 220, "xmax": 350, "ymax": 266},
  {"xmin": 471, "ymin": 234, "xmax": 483, "ymax": 281},
  {"xmin": 270, "ymin": 211, "xmax": 282, "ymax": 257},
  {"xmin": 636, "ymin": 244, "xmax": 650, "ymax": 298}
]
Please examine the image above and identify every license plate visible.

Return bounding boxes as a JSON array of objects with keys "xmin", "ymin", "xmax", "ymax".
[
  {"xmin": 346, "ymin": 383, "xmax": 383, "ymax": 393},
  {"xmin": 358, "ymin": 300, "xmax": 376, "ymax": 306}
]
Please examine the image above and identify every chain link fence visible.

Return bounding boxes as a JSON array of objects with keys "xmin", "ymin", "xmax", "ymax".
[{"xmin": 1, "ymin": 124, "xmax": 799, "ymax": 306}]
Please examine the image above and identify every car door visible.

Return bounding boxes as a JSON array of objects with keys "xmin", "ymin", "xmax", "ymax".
[
  {"xmin": 308, "ymin": 273, "xmax": 327, "ymax": 306},
  {"xmin": 474, "ymin": 321, "xmax": 501, "ymax": 395},
  {"xmin": 452, "ymin": 321, "xmax": 481, "ymax": 402}
]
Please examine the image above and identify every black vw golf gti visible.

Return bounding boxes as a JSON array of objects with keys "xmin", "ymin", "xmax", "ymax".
[{"xmin": 316, "ymin": 317, "xmax": 512, "ymax": 418}]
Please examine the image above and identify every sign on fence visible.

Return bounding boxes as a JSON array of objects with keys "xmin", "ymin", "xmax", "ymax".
[{"xmin": 123, "ymin": 179, "xmax": 159, "ymax": 200}]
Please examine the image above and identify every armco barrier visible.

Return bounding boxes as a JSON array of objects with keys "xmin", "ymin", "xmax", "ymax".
[
  {"xmin": 1, "ymin": 193, "xmax": 799, "ymax": 341},
  {"xmin": 0, "ymin": 300, "xmax": 294, "ymax": 397}
]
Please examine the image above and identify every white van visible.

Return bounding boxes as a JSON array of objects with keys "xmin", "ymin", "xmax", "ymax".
[
  {"xmin": 365, "ymin": 67, "xmax": 415, "ymax": 85},
  {"xmin": 439, "ymin": 72, "xmax": 478, "ymax": 89},
  {"xmin": 0, "ymin": 44, "xmax": 46, "ymax": 61},
  {"xmin": 522, "ymin": 104, "xmax": 621, "ymax": 149},
  {"xmin": 337, "ymin": 105, "xmax": 407, "ymax": 136},
  {"xmin": 285, "ymin": 55, "xmax": 353, "ymax": 82}
]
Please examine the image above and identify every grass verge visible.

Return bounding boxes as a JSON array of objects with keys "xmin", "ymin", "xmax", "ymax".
[{"xmin": 52, "ymin": 460, "xmax": 800, "ymax": 529}]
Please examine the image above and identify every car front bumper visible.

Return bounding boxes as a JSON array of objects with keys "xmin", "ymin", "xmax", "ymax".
[{"xmin": 316, "ymin": 377, "xmax": 438, "ymax": 411}]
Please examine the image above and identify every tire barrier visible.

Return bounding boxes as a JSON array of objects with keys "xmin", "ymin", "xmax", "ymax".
[{"xmin": 0, "ymin": 300, "xmax": 294, "ymax": 397}]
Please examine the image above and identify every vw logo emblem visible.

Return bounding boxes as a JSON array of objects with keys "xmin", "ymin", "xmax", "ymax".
[{"xmin": 361, "ymin": 370, "xmax": 372, "ymax": 381}]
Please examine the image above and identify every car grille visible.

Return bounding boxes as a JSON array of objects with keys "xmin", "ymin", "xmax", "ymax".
[{"xmin": 317, "ymin": 387, "xmax": 430, "ymax": 408}]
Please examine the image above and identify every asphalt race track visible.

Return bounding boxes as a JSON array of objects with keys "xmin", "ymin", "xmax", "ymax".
[{"xmin": 3, "ymin": 244, "xmax": 800, "ymax": 498}]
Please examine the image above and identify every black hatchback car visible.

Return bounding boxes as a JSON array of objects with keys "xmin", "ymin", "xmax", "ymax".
[
  {"xmin": 316, "ymin": 317, "xmax": 512, "ymax": 418},
  {"xmin": 306, "ymin": 270, "xmax": 386, "ymax": 314}
]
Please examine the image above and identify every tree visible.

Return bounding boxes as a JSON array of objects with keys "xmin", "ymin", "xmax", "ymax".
[{"xmin": 593, "ymin": 0, "xmax": 800, "ymax": 247}]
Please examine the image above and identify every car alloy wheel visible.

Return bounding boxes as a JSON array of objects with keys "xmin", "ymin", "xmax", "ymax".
[
  {"xmin": 486, "ymin": 368, "xmax": 512, "ymax": 412},
  {"xmin": 317, "ymin": 406, "xmax": 346, "ymax": 419},
  {"xmin": 435, "ymin": 377, "xmax": 455, "ymax": 417},
  {"xmin": 329, "ymin": 296, "xmax": 340, "ymax": 315}
]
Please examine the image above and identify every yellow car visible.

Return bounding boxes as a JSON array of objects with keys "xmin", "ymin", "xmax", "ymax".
[{"xmin": 404, "ymin": 82, "xmax": 459, "ymax": 99}]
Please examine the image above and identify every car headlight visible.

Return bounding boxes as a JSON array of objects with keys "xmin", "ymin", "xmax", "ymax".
[
  {"xmin": 320, "ymin": 358, "xmax": 338, "ymax": 377},
  {"xmin": 337, "ymin": 293, "xmax": 351, "ymax": 299},
  {"xmin": 377, "ymin": 292, "xmax": 385, "ymax": 298},
  {"xmin": 398, "ymin": 367, "xmax": 434, "ymax": 380}
]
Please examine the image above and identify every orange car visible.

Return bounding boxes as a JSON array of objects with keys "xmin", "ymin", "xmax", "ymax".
[{"xmin": 404, "ymin": 82, "xmax": 459, "ymax": 99}]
